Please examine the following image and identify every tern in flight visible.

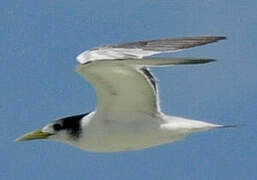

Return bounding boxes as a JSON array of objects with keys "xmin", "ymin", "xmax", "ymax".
[{"xmin": 16, "ymin": 36, "xmax": 234, "ymax": 152}]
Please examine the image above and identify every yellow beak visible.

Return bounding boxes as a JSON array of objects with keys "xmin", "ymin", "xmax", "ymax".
[{"xmin": 15, "ymin": 130, "xmax": 53, "ymax": 142}]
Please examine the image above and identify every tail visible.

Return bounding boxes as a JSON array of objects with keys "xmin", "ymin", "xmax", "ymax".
[
  {"xmin": 161, "ymin": 115, "xmax": 242, "ymax": 133},
  {"xmin": 216, "ymin": 124, "xmax": 245, "ymax": 129}
]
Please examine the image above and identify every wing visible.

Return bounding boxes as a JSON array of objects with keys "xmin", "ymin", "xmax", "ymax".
[
  {"xmin": 76, "ymin": 58, "xmax": 215, "ymax": 123},
  {"xmin": 76, "ymin": 60, "xmax": 160, "ymax": 123},
  {"xmin": 76, "ymin": 36, "xmax": 226, "ymax": 64}
]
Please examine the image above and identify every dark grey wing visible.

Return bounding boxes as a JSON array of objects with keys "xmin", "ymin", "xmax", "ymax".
[{"xmin": 106, "ymin": 36, "xmax": 226, "ymax": 51}]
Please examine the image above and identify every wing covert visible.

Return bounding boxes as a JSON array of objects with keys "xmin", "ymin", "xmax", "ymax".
[{"xmin": 76, "ymin": 60, "xmax": 161, "ymax": 122}]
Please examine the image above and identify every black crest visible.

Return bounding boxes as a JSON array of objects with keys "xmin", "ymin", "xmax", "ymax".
[{"xmin": 54, "ymin": 112, "xmax": 91, "ymax": 138}]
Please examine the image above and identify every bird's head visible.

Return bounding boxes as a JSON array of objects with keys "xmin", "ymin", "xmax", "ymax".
[{"xmin": 15, "ymin": 113, "xmax": 88, "ymax": 143}]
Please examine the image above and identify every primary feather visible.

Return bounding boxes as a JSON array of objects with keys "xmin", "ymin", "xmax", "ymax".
[{"xmin": 76, "ymin": 36, "xmax": 226, "ymax": 64}]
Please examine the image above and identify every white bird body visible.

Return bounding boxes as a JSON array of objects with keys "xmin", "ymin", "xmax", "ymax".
[
  {"xmin": 16, "ymin": 36, "xmax": 232, "ymax": 152},
  {"xmin": 72, "ymin": 112, "xmax": 220, "ymax": 152}
]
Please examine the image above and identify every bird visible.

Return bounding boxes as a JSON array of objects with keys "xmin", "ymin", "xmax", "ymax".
[{"xmin": 16, "ymin": 36, "xmax": 234, "ymax": 152}]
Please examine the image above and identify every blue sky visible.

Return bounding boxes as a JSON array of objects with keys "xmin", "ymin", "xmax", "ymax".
[{"xmin": 1, "ymin": 0, "xmax": 256, "ymax": 179}]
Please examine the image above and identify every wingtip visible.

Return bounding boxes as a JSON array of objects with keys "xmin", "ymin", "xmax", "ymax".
[
  {"xmin": 215, "ymin": 36, "xmax": 227, "ymax": 41},
  {"xmin": 201, "ymin": 36, "xmax": 227, "ymax": 43},
  {"xmin": 192, "ymin": 36, "xmax": 227, "ymax": 43},
  {"xmin": 204, "ymin": 59, "xmax": 217, "ymax": 63},
  {"xmin": 186, "ymin": 58, "xmax": 217, "ymax": 64},
  {"xmin": 216, "ymin": 36, "xmax": 227, "ymax": 40}
]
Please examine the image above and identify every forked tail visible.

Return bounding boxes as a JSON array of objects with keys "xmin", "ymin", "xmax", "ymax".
[{"xmin": 216, "ymin": 124, "xmax": 245, "ymax": 129}]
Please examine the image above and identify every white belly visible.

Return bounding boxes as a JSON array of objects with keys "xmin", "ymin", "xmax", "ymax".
[
  {"xmin": 70, "ymin": 118, "xmax": 185, "ymax": 152},
  {"xmin": 68, "ymin": 114, "xmax": 215, "ymax": 152}
]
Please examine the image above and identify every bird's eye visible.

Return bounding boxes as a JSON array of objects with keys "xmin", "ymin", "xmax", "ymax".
[{"xmin": 53, "ymin": 124, "xmax": 62, "ymax": 131}]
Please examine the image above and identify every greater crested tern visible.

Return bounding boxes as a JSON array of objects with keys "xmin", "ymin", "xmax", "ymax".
[{"xmin": 16, "ymin": 36, "xmax": 234, "ymax": 152}]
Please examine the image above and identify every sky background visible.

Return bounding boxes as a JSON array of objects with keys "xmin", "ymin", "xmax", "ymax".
[{"xmin": 1, "ymin": 0, "xmax": 256, "ymax": 179}]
